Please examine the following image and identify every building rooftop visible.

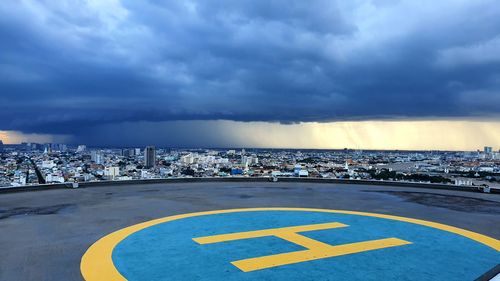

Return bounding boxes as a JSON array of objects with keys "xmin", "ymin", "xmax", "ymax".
[{"xmin": 0, "ymin": 181, "xmax": 499, "ymax": 280}]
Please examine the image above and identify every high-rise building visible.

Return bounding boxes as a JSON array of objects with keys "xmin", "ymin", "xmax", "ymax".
[
  {"xmin": 76, "ymin": 145, "xmax": 87, "ymax": 153},
  {"xmin": 484, "ymin": 146, "xmax": 493, "ymax": 154},
  {"xmin": 91, "ymin": 150, "xmax": 103, "ymax": 164},
  {"xmin": 144, "ymin": 146, "xmax": 156, "ymax": 168},
  {"xmin": 251, "ymin": 155, "xmax": 259, "ymax": 165},
  {"xmin": 121, "ymin": 149, "xmax": 135, "ymax": 157},
  {"xmin": 0, "ymin": 139, "xmax": 3, "ymax": 152},
  {"xmin": 241, "ymin": 155, "xmax": 257, "ymax": 167}
]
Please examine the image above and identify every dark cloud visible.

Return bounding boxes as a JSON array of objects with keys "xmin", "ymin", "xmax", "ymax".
[{"xmin": 1, "ymin": 0, "xmax": 500, "ymax": 140}]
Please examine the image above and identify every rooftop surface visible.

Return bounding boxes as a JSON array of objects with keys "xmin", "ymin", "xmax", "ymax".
[{"xmin": 1, "ymin": 181, "xmax": 499, "ymax": 280}]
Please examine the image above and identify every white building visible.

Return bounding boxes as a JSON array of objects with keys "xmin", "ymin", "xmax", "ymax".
[
  {"xmin": 104, "ymin": 166, "xmax": 120, "ymax": 180},
  {"xmin": 160, "ymin": 168, "xmax": 173, "ymax": 177},
  {"xmin": 76, "ymin": 145, "xmax": 87, "ymax": 153},
  {"xmin": 455, "ymin": 179, "xmax": 472, "ymax": 186},
  {"xmin": 298, "ymin": 170, "xmax": 309, "ymax": 177},
  {"xmin": 141, "ymin": 170, "xmax": 153, "ymax": 179},
  {"xmin": 181, "ymin": 154, "xmax": 194, "ymax": 165},
  {"xmin": 42, "ymin": 161, "xmax": 56, "ymax": 169},
  {"xmin": 46, "ymin": 174, "xmax": 65, "ymax": 183}
]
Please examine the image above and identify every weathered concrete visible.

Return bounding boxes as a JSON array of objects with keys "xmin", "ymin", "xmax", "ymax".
[{"xmin": 0, "ymin": 181, "xmax": 499, "ymax": 280}]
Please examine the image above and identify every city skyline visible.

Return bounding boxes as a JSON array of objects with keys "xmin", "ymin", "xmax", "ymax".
[
  {"xmin": 2, "ymin": 141, "xmax": 499, "ymax": 189},
  {"xmin": 1, "ymin": 1, "xmax": 499, "ymax": 149}
]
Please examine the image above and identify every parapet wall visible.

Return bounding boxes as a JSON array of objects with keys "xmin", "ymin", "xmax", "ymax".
[{"xmin": 1, "ymin": 177, "xmax": 497, "ymax": 194}]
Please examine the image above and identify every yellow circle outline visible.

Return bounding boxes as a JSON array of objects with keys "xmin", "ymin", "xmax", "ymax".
[{"xmin": 80, "ymin": 207, "xmax": 500, "ymax": 281}]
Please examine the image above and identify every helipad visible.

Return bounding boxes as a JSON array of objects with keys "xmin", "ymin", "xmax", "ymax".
[
  {"xmin": 82, "ymin": 207, "xmax": 499, "ymax": 281},
  {"xmin": 0, "ymin": 181, "xmax": 499, "ymax": 280}
]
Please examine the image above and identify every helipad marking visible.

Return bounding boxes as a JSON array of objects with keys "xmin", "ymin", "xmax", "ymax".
[
  {"xmin": 193, "ymin": 222, "xmax": 348, "ymax": 244},
  {"xmin": 80, "ymin": 208, "xmax": 500, "ymax": 281},
  {"xmin": 193, "ymin": 222, "xmax": 411, "ymax": 272}
]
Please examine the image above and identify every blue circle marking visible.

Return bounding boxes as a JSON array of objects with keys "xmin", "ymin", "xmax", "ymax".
[{"xmin": 110, "ymin": 210, "xmax": 499, "ymax": 280}]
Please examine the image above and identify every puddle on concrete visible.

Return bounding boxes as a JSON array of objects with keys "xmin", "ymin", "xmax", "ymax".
[{"xmin": 0, "ymin": 204, "xmax": 75, "ymax": 220}]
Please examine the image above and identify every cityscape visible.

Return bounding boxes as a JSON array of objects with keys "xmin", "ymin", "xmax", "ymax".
[{"xmin": 1, "ymin": 140, "xmax": 499, "ymax": 190}]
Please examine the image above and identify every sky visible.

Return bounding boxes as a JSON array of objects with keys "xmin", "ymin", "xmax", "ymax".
[{"xmin": 0, "ymin": 0, "xmax": 499, "ymax": 149}]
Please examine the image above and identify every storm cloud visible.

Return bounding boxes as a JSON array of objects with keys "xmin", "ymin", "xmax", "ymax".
[{"xmin": 1, "ymin": 0, "xmax": 500, "ymax": 139}]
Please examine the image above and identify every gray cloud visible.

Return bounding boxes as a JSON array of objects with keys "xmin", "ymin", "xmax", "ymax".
[{"xmin": 0, "ymin": 0, "xmax": 500, "ymax": 142}]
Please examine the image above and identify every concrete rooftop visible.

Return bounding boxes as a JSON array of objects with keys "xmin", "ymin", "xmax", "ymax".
[{"xmin": 0, "ymin": 181, "xmax": 499, "ymax": 280}]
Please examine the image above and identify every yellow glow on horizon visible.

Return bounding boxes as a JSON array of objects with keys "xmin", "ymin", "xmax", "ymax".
[
  {"xmin": 222, "ymin": 120, "xmax": 500, "ymax": 151},
  {"xmin": 0, "ymin": 131, "xmax": 10, "ymax": 143},
  {"xmin": 0, "ymin": 130, "xmax": 71, "ymax": 144}
]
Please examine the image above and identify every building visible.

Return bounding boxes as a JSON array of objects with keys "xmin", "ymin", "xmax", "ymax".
[
  {"xmin": 294, "ymin": 165, "xmax": 302, "ymax": 176},
  {"xmin": 180, "ymin": 154, "xmax": 194, "ymax": 165},
  {"xmin": 91, "ymin": 151, "xmax": 103, "ymax": 165},
  {"xmin": 43, "ymin": 145, "xmax": 52, "ymax": 154},
  {"xmin": 231, "ymin": 168, "xmax": 243, "ymax": 175},
  {"xmin": 46, "ymin": 173, "xmax": 65, "ymax": 183},
  {"xmin": 61, "ymin": 144, "xmax": 67, "ymax": 152},
  {"xmin": 122, "ymin": 149, "xmax": 135, "ymax": 157},
  {"xmin": 241, "ymin": 155, "xmax": 258, "ymax": 167},
  {"xmin": 251, "ymin": 156, "xmax": 259, "ymax": 165},
  {"xmin": 76, "ymin": 145, "xmax": 87, "ymax": 153},
  {"xmin": 241, "ymin": 156, "xmax": 249, "ymax": 167},
  {"xmin": 484, "ymin": 146, "xmax": 493, "ymax": 154},
  {"xmin": 298, "ymin": 170, "xmax": 309, "ymax": 177},
  {"xmin": 144, "ymin": 146, "xmax": 156, "ymax": 168},
  {"xmin": 42, "ymin": 160, "xmax": 56, "ymax": 169},
  {"xmin": 104, "ymin": 167, "xmax": 120, "ymax": 180},
  {"xmin": 0, "ymin": 139, "xmax": 3, "ymax": 152}
]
